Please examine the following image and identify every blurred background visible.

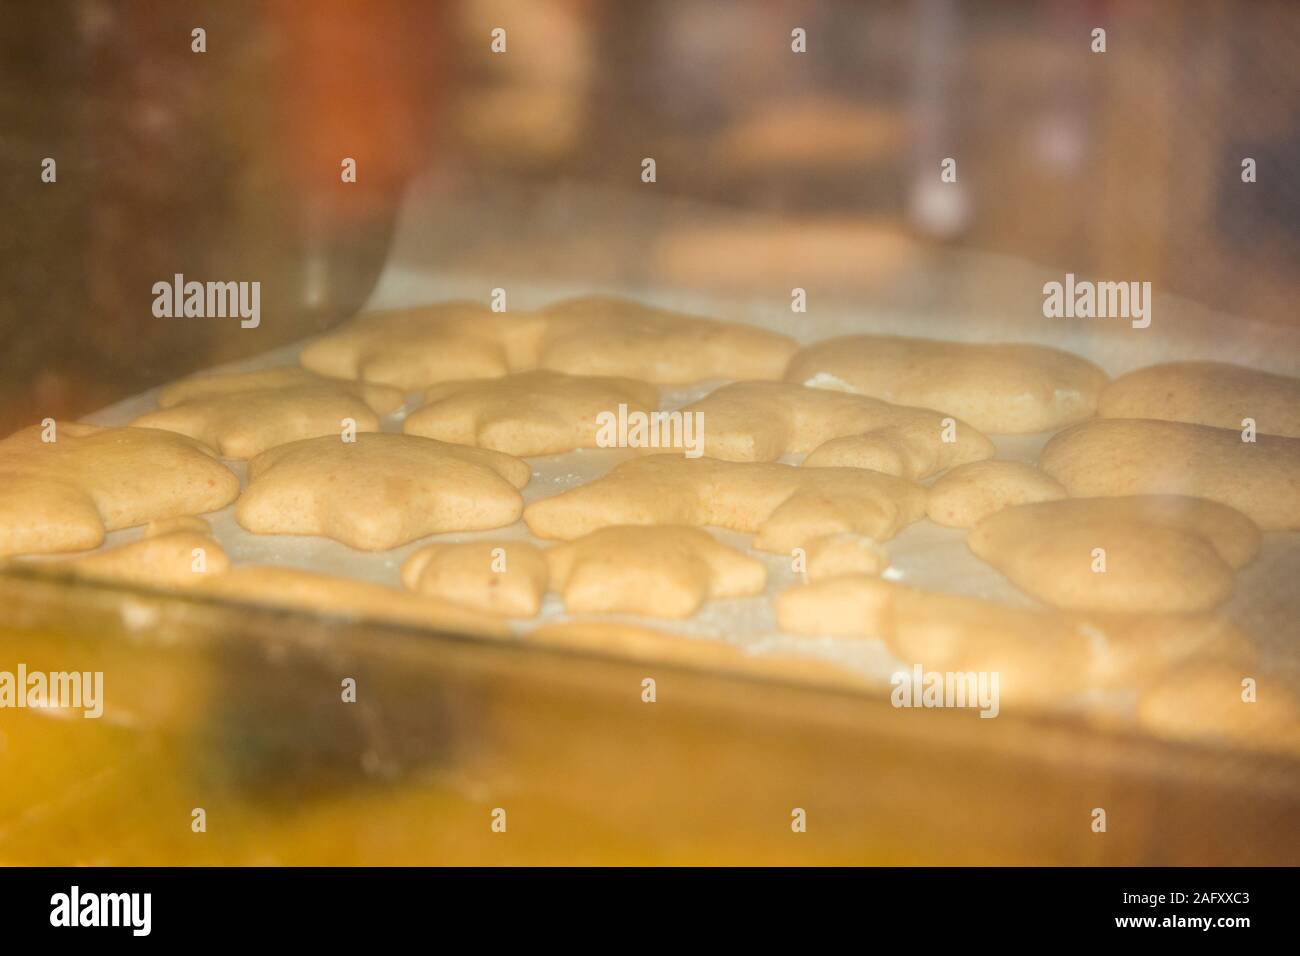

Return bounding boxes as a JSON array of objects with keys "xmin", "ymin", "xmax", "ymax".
[{"xmin": 3, "ymin": 0, "xmax": 1299, "ymax": 432}]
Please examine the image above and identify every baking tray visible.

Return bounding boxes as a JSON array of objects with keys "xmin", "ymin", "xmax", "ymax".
[{"xmin": 4, "ymin": 177, "xmax": 1298, "ymax": 862}]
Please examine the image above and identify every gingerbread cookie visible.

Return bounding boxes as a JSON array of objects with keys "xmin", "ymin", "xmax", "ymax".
[
  {"xmin": 1098, "ymin": 361, "xmax": 1300, "ymax": 438},
  {"xmin": 144, "ymin": 515, "xmax": 213, "ymax": 537},
  {"xmin": 401, "ymin": 539, "xmax": 549, "ymax": 618},
  {"xmin": 926, "ymin": 460, "xmax": 1067, "ymax": 528},
  {"xmin": 301, "ymin": 296, "xmax": 796, "ymax": 391},
  {"xmin": 776, "ymin": 576, "xmax": 1250, "ymax": 707},
  {"xmin": 134, "ymin": 369, "xmax": 405, "ymax": 460},
  {"xmin": 523, "ymin": 455, "xmax": 926, "ymax": 553},
  {"xmin": 236, "ymin": 433, "xmax": 531, "ymax": 550},
  {"xmin": 545, "ymin": 525, "xmax": 766, "ymax": 618},
  {"xmin": 1136, "ymin": 661, "xmax": 1300, "ymax": 757},
  {"xmin": 156, "ymin": 366, "xmax": 401, "ymax": 413},
  {"xmin": 1039, "ymin": 418, "xmax": 1300, "ymax": 531},
  {"xmin": 675, "ymin": 381, "xmax": 994, "ymax": 479},
  {"xmin": 54, "ymin": 530, "xmax": 229, "ymax": 589},
  {"xmin": 404, "ymin": 369, "xmax": 658, "ymax": 457},
  {"xmin": 968, "ymin": 496, "xmax": 1260, "ymax": 613},
  {"xmin": 785, "ymin": 335, "xmax": 1108, "ymax": 434},
  {"xmin": 801, "ymin": 533, "xmax": 888, "ymax": 581},
  {"xmin": 299, "ymin": 301, "xmax": 533, "ymax": 391},
  {"xmin": 535, "ymin": 296, "xmax": 797, "ymax": 384},
  {"xmin": 0, "ymin": 423, "xmax": 239, "ymax": 557}
]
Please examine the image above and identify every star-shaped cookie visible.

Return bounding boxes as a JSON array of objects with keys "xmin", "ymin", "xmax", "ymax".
[
  {"xmin": 0, "ymin": 423, "xmax": 240, "ymax": 557},
  {"xmin": 133, "ymin": 367, "xmax": 404, "ymax": 459},
  {"xmin": 298, "ymin": 296, "xmax": 797, "ymax": 391},
  {"xmin": 675, "ymin": 381, "xmax": 994, "ymax": 479},
  {"xmin": 545, "ymin": 525, "xmax": 766, "ymax": 618},
  {"xmin": 523, "ymin": 454, "xmax": 925, "ymax": 553},
  {"xmin": 785, "ymin": 334, "xmax": 1109, "ymax": 434},
  {"xmin": 404, "ymin": 369, "xmax": 658, "ymax": 457},
  {"xmin": 236, "ymin": 433, "xmax": 531, "ymax": 550},
  {"xmin": 535, "ymin": 296, "xmax": 797, "ymax": 384}
]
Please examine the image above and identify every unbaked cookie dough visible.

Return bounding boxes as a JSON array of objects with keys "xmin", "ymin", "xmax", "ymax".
[
  {"xmin": 967, "ymin": 496, "xmax": 1260, "ymax": 613},
  {"xmin": 545, "ymin": 525, "xmax": 767, "ymax": 618},
  {"xmin": 785, "ymin": 335, "xmax": 1108, "ymax": 434},
  {"xmin": 926, "ymin": 460, "xmax": 1067, "ymax": 529},
  {"xmin": 1098, "ymin": 361, "xmax": 1300, "ymax": 438},
  {"xmin": 135, "ymin": 368, "xmax": 405, "ymax": 460},
  {"xmin": 402, "ymin": 539, "xmax": 549, "ymax": 618},
  {"xmin": 404, "ymin": 369, "xmax": 658, "ymax": 457},
  {"xmin": 1039, "ymin": 418, "xmax": 1300, "ymax": 531},
  {"xmin": 523, "ymin": 454, "xmax": 927, "ymax": 553},
  {"xmin": 236, "ymin": 433, "xmax": 531, "ymax": 550},
  {"xmin": 0, "ymin": 423, "xmax": 239, "ymax": 557},
  {"xmin": 676, "ymin": 381, "xmax": 994, "ymax": 480}
]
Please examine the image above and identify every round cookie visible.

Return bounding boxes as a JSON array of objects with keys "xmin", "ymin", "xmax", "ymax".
[
  {"xmin": 1098, "ymin": 361, "xmax": 1300, "ymax": 438},
  {"xmin": 785, "ymin": 334, "xmax": 1108, "ymax": 434},
  {"xmin": 966, "ymin": 496, "xmax": 1260, "ymax": 613},
  {"xmin": 1039, "ymin": 418, "xmax": 1300, "ymax": 531}
]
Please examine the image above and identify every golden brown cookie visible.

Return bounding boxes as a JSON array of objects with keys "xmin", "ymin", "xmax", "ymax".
[
  {"xmin": 299, "ymin": 301, "xmax": 533, "ymax": 391},
  {"xmin": 1136, "ymin": 661, "xmax": 1300, "ymax": 757},
  {"xmin": 135, "ymin": 368, "xmax": 405, "ymax": 460},
  {"xmin": 523, "ymin": 454, "xmax": 926, "ymax": 553},
  {"xmin": 1039, "ymin": 418, "xmax": 1300, "ymax": 530},
  {"xmin": 967, "ymin": 496, "xmax": 1260, "ymax": 614},
  {"xmin": 535, "ymin": 296, "xmax": 797, "ymax": 384},
  {"xmin": 401, "ymin": 539, "xmax": 549, "ymax": 618},
  {"xmin": 404, "ymin": 369, "xmax": 658, "ymax": 457},
  {"xmin": 676, "ymin": 381, "xmax": 994, "ymax": 479},
  {"xmin": 785, "ymin": 335, "xmax": 1108, "ymax": 434},
  {"xmin": 775, "ymin": 576, "xmax": 1250, "ymax": 709},
  {"xmin": 544, "ymin": 526, "xmax": 766, "ymax": 618},
  {"xmin": 801, "ymin": 533, "xmax": 888, "ymax": 581},
  {"xmin": 51, "ymin": 530, "xmax": 229, "ymax": 589},
  {"xmin": 300, "ymin": 296, "xmax": 796, "ymax": 391},
  {"xmin": 144, "ymin": 515, "xmax": 212, "ymax": 537},
  {"xmin": 1098, "ymin": 361, "xmax": 1300, "ymax": 438},
  {"xmin": 236, "ymin": 433, "xmax": 531, "ymax": 550},
  {"xmin": 0, "ymin": 423, "xmax": 239, "ymax": 557},
  {"xmin": 926, "ymin": 460, "xmax": 1068, "ymax": 529}
]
